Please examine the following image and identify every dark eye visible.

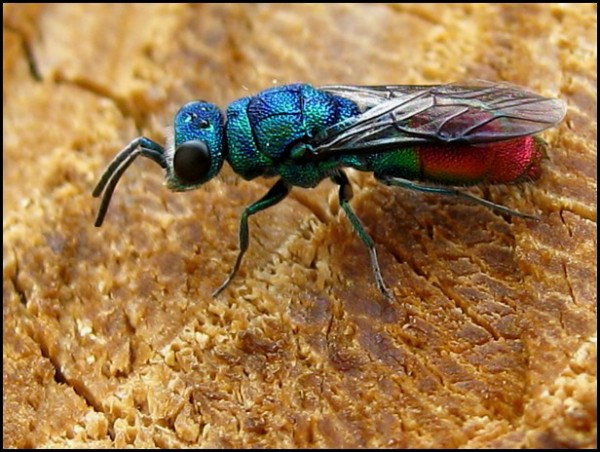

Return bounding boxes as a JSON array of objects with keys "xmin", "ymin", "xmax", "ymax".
[
  {"xmin": 199, "ymin": 119, "xmax": 210, "ymax": 129},
  {"xmin": 173, "ymin": 140, "xmax": 211, "ymax": 184}
]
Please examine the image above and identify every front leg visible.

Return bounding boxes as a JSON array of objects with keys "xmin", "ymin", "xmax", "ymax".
[
  {"xmin": 213, "ymin": 178, "xmax": 291, "ymax": 297},
  {"xmin": 331, "ymin": 170, "xmax": 392, "ymax": 298}
]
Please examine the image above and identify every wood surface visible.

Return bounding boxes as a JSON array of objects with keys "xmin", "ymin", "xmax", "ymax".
[{"xmin": 3, "ymin": 4, "xmax": 596, "ymax": 448}]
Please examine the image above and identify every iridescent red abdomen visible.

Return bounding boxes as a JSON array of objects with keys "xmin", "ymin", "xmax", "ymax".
[{"xmin": 419, "ymin": 136, "xmax": 545, "ymax": 185}]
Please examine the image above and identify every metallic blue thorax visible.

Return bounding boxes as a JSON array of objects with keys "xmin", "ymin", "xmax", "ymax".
[{"xmin": 225, "ymin": 84, "xmax": 360, "ymax": 187}]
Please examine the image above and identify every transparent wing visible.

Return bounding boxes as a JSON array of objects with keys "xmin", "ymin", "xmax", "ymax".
[{"xmin": 312, "ymin": 81, "xmax": 566, "ymax": 156}]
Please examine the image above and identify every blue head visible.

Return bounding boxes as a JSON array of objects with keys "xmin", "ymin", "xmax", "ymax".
[{"xmin": 167, "ymin": 101, "xmax": 226, "ymax": 191}]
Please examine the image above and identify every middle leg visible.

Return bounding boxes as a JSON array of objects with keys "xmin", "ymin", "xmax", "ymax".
[{"xmin": 331, "ymin": 170, "xmax": 392, "ymax": 298}]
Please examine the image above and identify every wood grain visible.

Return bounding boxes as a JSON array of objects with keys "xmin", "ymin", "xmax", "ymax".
[{"xmin": 3, "ymin": 4, "xmax": 596, "ymax": 448}]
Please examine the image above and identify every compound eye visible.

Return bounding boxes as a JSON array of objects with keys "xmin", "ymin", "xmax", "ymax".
[{"xmin": 173, "ymin": 140, "xmax": 211, "ymax": 184}]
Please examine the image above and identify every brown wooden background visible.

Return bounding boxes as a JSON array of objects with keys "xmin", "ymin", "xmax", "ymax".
[{"xmin": 3, "ymin": 4, "xmax": 596, "ymax": 448}]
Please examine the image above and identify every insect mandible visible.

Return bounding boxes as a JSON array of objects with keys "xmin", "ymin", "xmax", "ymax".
[{"xmin": 93, "ymin": 81, "xmax": 565, "ymax": 298}]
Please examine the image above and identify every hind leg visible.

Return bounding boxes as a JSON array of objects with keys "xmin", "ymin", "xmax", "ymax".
[{"xmin": 376, "ymin": 174, "xmax": 538, "ymax": 220}]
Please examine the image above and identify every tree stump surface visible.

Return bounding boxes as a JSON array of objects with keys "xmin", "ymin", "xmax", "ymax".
[{"xmin": 3, "ymin": 4, "xmax": 596, "ymax": 448}]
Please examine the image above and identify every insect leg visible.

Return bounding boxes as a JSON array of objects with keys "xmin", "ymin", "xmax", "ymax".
[
  {"xmin": 376, "ymin": 175, "xmax": 538, "ymax": 220},
  {"xmin": 331, "ymin": 171, "xmax": 392, "ymax": 298},
  {"xmin": 213, "ymin": 178, "xmax": 291, "ymax": 297}
]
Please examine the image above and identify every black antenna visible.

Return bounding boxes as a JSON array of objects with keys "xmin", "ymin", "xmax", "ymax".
[{"xmin": 93, "ymin": 137, "xmax": 167, "ymax": 226}]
